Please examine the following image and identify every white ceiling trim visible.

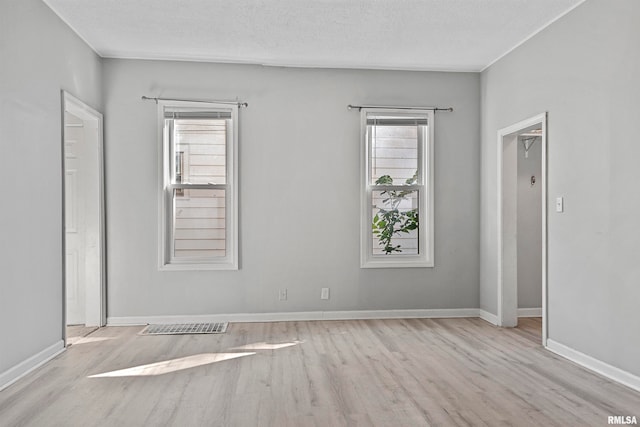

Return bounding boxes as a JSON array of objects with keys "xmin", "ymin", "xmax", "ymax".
[{"xmin": 98, "ymin": 51, "xmax": 485, "ymax": 73}]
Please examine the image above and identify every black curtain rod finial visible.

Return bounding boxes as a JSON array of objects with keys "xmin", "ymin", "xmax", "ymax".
[{"xmin": 141, "ymin": 96, "xmax": 158, "ymax": 104}]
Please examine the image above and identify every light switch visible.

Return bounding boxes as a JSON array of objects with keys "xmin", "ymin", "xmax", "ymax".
[{"xmin": 556, "ymin": 197, "xmax": 564, "ymax": 213}]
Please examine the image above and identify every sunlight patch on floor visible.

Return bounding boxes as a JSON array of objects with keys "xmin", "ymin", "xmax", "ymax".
[
  {"xmin": 88, "ymin": 352, "xmax": 255, "ymax": 378},
  {"xmin": 68, "ymin": 336, "xmax": 114, "ymax": 346},
  {"xmin": 230, "ymin": 341, "xmax": 303, "ymax": 351}
]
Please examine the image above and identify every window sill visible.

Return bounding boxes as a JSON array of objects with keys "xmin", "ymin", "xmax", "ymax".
[
  {"xmin": 360, "ymin": 257, "xmax": 434, "ymax": 269},
  {"xmin": 159, "ymin": 262, "xmax": 238, "ymax": 271}
]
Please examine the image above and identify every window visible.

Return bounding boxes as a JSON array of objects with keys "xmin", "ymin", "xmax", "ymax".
[
  {"xmin": 159, "ymin": 101, "xmax": 238, "ymax": 270},
  {"xmin": 361, "ymin": 109, "xmax": 434, "ymax": 268}
]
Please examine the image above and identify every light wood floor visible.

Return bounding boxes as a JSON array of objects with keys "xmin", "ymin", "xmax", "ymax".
[
  {"xmin": 1, "ymin": 318, "xmax": 638, "ymax": 426},
  {"xmin": 66, "ymin": 325, "xmax": 100, "ymax": 346}
]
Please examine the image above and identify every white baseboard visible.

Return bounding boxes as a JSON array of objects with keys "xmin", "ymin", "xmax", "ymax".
[
  {"xmin": 546, "ymin": 339, "xmax": 640, "ymax": 393},
  {"xmin": 478, "ymin": 308, "xmax": 542, "ymax": 325},
  {"xmin": 0, "ymin": 340, "xmax": 65, "ymax": 392},
  {"xmin": 107, "ymin": 308, "xmax": 481, "ymax": 326},
  {"xmin": 518, "ymin": 307, "xmax": 542, "ymax": 317},
  {"xmin": 479, "ymin": 309, "xmax": 498, "ymax": 325}
]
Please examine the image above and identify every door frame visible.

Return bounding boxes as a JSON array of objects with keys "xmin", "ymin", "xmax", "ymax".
[
  {"xmin": 61, "ymin": 91, "xmax": 106, "ymax": 342},
  {"xmin": 497, "ymin": 112, "xmax": 547, "ymax": 346}
]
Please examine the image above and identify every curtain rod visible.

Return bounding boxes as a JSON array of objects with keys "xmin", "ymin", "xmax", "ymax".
[
  {"xmin": 141, "ymin": 96, "xmax": 248, "ymax": 108},
  {"xmin": 347, "ymin": 104, "xmax": 453, "ymax": 112}
]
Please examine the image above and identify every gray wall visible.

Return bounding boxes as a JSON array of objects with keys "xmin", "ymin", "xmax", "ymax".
[
  {"xmin": 0, "ymin": 1, "xmax": 102, "ymax": 376},
  {"xmin": 481, "ymin": 0, "xmax": 640, "ymax": 376},
  {"xmin": 517, "ymin": 138, "xmax": 542, "ymax": 309},
  {"xmin": 102, "ymin": 60, "xmax": 480, "ymax": 318}
]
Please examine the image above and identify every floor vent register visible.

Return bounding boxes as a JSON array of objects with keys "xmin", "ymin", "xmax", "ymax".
[{"xmin": 140, "ymin": 322, "xmax": 228, "ymax": 335}]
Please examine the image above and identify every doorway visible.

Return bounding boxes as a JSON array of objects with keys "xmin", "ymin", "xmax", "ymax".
[
  {"xmin": 497, "ymin": 113, "xmax": 547, "ymax": 345},
  {"xmin": 62, "ymin": 92, "xmax": 106, "ymax": 340}
]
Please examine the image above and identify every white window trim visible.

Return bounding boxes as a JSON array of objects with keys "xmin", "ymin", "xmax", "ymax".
[
  {"xmin": 360, "ymin": 108, "xmax": 434, "ymax": 268},
  {"xmin": 157, "ymin": 100, "xmax": 238, "ymax": 271}
]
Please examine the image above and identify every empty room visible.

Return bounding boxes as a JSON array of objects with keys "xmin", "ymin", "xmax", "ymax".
[{"xmin": 1, "ymin": 0, "xmax": 639, "ymax": 425}]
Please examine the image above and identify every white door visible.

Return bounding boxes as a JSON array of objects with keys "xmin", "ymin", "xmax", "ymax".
[
  {"xmin": 63, "ymin": 96, "xmax": 103, "ymax": 328},
  {"xmin": 64, "ymin": 112, "xmax": 86, "ymax": 325}
]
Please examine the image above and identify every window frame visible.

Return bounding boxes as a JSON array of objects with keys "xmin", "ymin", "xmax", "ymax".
[
  {"xmin": 158, "ymin": 100, "xmax": 238, "ymax": 271},
  {"xmin": 360, "ymin": 108, "xmax": 434, "ymax": 268}
]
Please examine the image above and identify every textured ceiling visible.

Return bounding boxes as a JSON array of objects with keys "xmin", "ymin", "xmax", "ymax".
[{"xmin": 43, "ymin": 0, "xmax": 585, "ymax": 72}]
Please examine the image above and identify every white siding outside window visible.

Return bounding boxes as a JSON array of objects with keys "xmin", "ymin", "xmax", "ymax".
[
  {"xmin": 159, "ymin": 101, "xmax": 238, "ymax": 270},
  {"xmin": 361, "ymin": 109, "xmax": 434, "ymax": 268}
]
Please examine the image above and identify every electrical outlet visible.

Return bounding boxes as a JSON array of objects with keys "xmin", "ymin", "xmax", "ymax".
[
  {"xmin": 321, "ymin": 287, "xmax": 330, "ymax": 300},
  {"xmin": 278, "ymin": 289, "xmax": 287, "ymax": 301}
]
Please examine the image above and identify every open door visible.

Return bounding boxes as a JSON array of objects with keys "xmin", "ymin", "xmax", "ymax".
[
  {"xmin": 62, "ymin": 92, "xmax": 106, "ymax": 334},
  {"xmin": 497, "ymin": 113, "xmax": 547, "ymax": 346}
]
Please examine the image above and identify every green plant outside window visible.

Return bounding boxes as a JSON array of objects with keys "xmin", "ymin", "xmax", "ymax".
[{"xmin": 372, "ymin": 172, "xmax": 419, "ymax": 254}]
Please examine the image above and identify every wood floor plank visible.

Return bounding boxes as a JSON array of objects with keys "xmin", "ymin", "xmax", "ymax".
[{"xmin": 1, "ymin": 318, "xmax": 638, "ymax": 426}]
